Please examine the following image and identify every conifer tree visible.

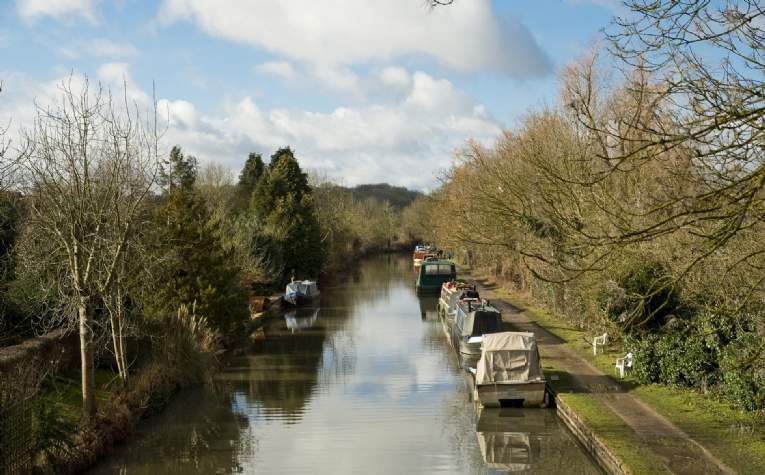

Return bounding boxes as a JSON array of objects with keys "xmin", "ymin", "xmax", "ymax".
[
  {"xmin": 151, "ymin": 146, "xmax": 247, "ymax": 330},
  {"xmin": 251, "ymin": 147, "xmax": 324, "ymax": 281},
  {"xmin": 234, "ymin": 152, "xmax": 265, "ymax": 211}
]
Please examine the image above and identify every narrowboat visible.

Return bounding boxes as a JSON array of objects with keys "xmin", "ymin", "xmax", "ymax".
[
  {"xmin": 438, "ymin": 281, "xmax": 478, "ymax": 320},
  {"xmin": 450, "ymin": 299, "xmax": 503, "ymax": 366},
  {"xmin": 412, "ymin": 245, "xmax": 434, "ymax": 267},
  {"xmin": 469, "ymin": 332, "xmax": 547, "ymax": 408},
  {"xmin": 284, "ymin": 279, "xmax": 320, "ymax": 306},
  {"xmin": 438, "ymin": 281, "xmax": 479, "ymax": 339},
  {"xmin": 415, "ymin": 258, "xmax": 456, "ymax": 295}
]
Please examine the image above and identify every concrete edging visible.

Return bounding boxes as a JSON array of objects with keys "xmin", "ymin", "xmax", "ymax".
[{"xmin": 555, "ymin": 394, "xmax": 632, "ymax": 475}]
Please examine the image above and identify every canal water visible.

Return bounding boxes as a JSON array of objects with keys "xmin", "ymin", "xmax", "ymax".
[{"xmin": 90, "ymin": 255, "xmax": 600, "ymax": 474}]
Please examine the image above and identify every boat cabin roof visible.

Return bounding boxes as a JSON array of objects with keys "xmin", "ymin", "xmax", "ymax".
[{"xmin": 456, "ymin": 301, "xmax": 502, "ymax": 337}]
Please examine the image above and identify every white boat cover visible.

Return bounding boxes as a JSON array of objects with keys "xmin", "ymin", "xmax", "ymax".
[
  {"xmin": 285, "ymin": 280, "xmax": 320, "ymax": 300},
  {"xmin": 475, "ymin": 332, "xmax": 544, "ymax": 385}
]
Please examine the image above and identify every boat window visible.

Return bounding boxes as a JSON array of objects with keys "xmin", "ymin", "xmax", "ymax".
[{"xmin": 438, "ymin": 264, "xmax": 453, "ymax": 275}]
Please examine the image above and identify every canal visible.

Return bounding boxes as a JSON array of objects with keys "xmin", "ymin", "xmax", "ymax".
[{"xmin": 90, "ymin": 255, "xmax": 600, "ymax": 474}]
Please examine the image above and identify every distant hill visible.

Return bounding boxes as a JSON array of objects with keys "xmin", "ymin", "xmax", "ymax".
[{"xmin": 348, "ymin": 183, "xmax": 422, "ymax": 209}]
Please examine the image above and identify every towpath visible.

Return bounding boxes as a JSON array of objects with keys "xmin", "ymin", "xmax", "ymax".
[{"xmin": 471, "ymin": 279, "xmax": 735, "ymax": 475}]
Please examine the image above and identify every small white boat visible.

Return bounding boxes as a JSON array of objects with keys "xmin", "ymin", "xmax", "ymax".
[
  {"xmin": 470, "ymin": 332, "xmax": 547, "ymax": 408},
  {"xmin": 284, "ymin": 279, "xmax": 320, "ymax": 306}
]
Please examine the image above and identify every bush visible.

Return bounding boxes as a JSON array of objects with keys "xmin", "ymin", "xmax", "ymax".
[
  {"xmin": 627, "ymin": 326, "xmax": 717, "ymax": 388},
  {"xmin": 718, "ymin": 333, "xmax": 765, "ymax": 411}
]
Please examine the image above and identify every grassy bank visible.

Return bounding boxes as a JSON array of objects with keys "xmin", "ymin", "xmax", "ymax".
[
  {"xmin": 34, "ymin": 353, "xmax": 219, "ymax": 474},
  {"xmin": 469, "ymin": 269, "xmax": 765, "ymax": 474}
]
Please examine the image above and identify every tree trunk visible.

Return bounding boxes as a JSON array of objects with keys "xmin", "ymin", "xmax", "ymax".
[{"xmin": 78, "ymin": 297, "xmax": 97, "ymax": 421}]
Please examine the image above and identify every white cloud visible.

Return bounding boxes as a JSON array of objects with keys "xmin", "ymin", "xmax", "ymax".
[
  {"xmin": 57, "ymin": 38, "xmax": 139, "ymax": 59},
  {"xmin": 378, "ymin": 67, "xmax": 411, "ymax": 90},
  {"xmin": 309, "ymin": 65, "xmax": 362, "ymax": 96},
  {"xmin": 160, "ymin": 70, "xmax": 501, "ymax": 188},
  {"xmin": 158, "ymin": 0, "xmax": 552, "ymax": 78},
  {"xmin": 255, "ymin": 61, "xmax": 297, "ymax": 82},
  {"xmin": 2, "ymin": 66, "xmax": 501, "ymax": 189},
  {"xmin": 95, "ymin": 62, "xmax": 150, "ymax": 105},
  {"xmin": 16, "ymin": 0, "xmax": 98, "ymax": 23}
]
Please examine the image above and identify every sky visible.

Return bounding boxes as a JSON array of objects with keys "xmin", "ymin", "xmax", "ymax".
[{"xmin": 0, "ymin": 0, "xmax": 619, "ymax": 190}]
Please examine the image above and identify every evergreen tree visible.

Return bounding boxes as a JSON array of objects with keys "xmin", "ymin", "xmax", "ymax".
[
  {"xmin": 150, "ymin": 146, "xmax": 248, "ymax": 330},
  {"xmin": 251, "ymin": 147, "xmax": 324, "ymax": 281},
  {"xmin": 234, "ymin": 152, "xmax": 265, "ymax": 211}
]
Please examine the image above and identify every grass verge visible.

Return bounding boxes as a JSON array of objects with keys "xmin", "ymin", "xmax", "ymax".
[{"xmin": 560, "ymin": 393, "xmax": 672, "ymax": 475}]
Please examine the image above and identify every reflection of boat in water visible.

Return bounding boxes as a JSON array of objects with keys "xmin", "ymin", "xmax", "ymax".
[
  {"xmin": 475, "ymin": 407, "xmax": 546, "ymax": 472},
  {"xmin": 418, "ymin": 296, "xmax": 439, "ymax": 321},
  {"xmin": 284, "ymin": 307, "xmax": 320, "ymax": 332},
  {"xmin": 469, "ymin": 332, "xmax": 547, "ymax": 408},
  {"xmin": 284, "ymin": 279, "xmax": 320, "ymax": 306}
]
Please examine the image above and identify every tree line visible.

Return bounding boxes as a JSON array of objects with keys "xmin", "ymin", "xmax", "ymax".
[{"xmin": 422, "ymin": 0, "xmax": 765, "ymax": 411}]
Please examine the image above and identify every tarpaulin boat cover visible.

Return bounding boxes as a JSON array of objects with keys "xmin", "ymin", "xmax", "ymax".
[
  {"xmin": 286, "ymin": 280, "xmax": 320, "ymax": 299},
  {"xmin": 475, "ymin": 332, "xmax": 544, "ymax": 385}
]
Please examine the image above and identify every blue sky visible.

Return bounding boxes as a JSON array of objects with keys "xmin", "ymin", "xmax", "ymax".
[{"xmin": 1, "ymin": 0, "xmax": 618, "ymax": 189}]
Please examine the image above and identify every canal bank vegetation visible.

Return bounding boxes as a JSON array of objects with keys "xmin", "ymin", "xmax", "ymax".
[
  {"xmin": 423, "ymin": 0, "xmax": 765, "ymax": 470},
  {"xmin": 0, "ymin": 78, "xmax": 421, "ymax": 472},
  {"xmin": 428, "ymin": 0, "xmax": 765, "ymax": 415}
]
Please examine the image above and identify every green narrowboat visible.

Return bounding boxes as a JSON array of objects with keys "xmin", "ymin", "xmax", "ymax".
[{"xmin": 416, "ymin": 259, "xmax": 456, "ymax": 295}]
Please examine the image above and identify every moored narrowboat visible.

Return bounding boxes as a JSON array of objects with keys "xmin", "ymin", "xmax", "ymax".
[
  {"xmin": 415, "ymin": 258, "xmax": 456, "ymax": 295},
  {"xmin": 284, "ymin": 279, "xmax": 320, "ymax": 306},
  {"xmin": 469, "ymin": 332, "xmax": 547, "ymax": 408},
  {"xmin": 438, "ymin": 281, "xmax": 478, "ymax": 320},
  {"xmin": 438, "ymin": 281, "xmax": 479, "ymax": 339},
  {"xmin": 450, "ymin": 299, "xmax": 503, "ymax": 365},
  {"xmin": 412, "ymin": 244, "xmax": 432, "ymax": 267}
]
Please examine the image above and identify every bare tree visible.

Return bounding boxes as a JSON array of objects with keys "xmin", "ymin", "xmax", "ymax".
[
  {"xmin": 556, "ymin": 1, "xmax": 765, "ymax": 310},
  {"xmin": 19, "ymin": 76, "xmax": 160, "ymax": 420}
]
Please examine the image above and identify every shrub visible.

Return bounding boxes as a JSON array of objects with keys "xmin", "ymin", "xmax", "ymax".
[
  {"xmin": 718, "ymin": 333, "xmax": 765, "ymax": 411},
  {"xmin": 627, "ymin": 325, "xmax": 717, "ymax": 388}
]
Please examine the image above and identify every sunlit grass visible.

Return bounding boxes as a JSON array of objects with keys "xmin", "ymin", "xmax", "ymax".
[{"xmin": 49, "ymin": 369, "xmax": 118, "ymax": 422}]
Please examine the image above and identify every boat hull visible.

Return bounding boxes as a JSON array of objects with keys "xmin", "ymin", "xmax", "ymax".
[
  {"xmin": 474, "ymin": 382, "xmax": 547, "ymax": 408},
  {"xmin": 284, "ymin": 293, "xmax": 320, "ymax": 307}
]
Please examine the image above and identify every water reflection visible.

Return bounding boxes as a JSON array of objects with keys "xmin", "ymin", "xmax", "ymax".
[
  {"xmin": 284, "ymin": 307, "xmax": 320, "ymax": 332},
  {"xmin": 89, "ymin": 255, "xmax": 599, "ymax": 475},
  {"xmin": 419, "ymin": 295, "xmax": 439, "ymax": 321}
]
